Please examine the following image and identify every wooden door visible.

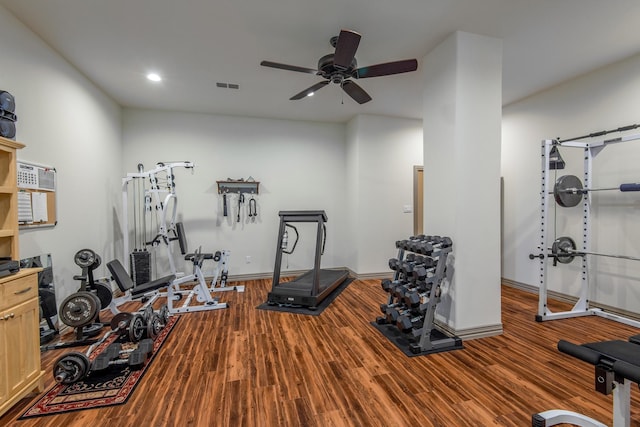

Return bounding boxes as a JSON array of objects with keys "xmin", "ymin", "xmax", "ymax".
[{"xmin": 413, "ymin": 166, "xmax": 423, "ymax": 235}]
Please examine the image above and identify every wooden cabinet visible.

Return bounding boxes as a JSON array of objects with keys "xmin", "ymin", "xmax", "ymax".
[
  {"xmin": 0, "ymin": 136, "xmax": 24, "ymax": 260},
  {"xmin": 0, "ymin": 269, "xmax": 44, "ymax": 417},
  {"xmin": 0, "ymin": 137, "xmax": 44, "ymax": 416}
]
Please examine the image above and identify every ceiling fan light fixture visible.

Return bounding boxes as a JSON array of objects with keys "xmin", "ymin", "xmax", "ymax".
[{"xmin": 146, "ymin": 72, "xmax": 162, "ymax": 82}]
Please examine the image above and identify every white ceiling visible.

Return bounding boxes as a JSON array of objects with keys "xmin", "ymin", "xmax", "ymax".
[{"xmin": 2, "ymin": 0, "xmax": 640, "ymax": 123}]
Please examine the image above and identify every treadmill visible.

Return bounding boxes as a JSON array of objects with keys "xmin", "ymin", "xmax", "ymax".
[{"xmin": 267, "ymin": 210, "xmax": 349, "ymax": 309}]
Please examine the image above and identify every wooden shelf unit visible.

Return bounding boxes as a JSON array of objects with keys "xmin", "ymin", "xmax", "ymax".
[
  {"xmin": 0, "ymin": 136, "xmax": 24, "ymax": 260},
  {"xmin": 0, "ymin": 137, "xmax": 44, "ymax": 417}
]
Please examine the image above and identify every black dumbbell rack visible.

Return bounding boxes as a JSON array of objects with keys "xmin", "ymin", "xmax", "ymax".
[{"xmin": 373, "ymin": 235, "xmax": 463, "ymax": 356}]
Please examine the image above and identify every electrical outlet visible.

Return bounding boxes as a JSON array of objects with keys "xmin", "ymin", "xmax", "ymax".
[{"xmin": 245, "ymin": 255, "xmax": 251, "ymax": 264}]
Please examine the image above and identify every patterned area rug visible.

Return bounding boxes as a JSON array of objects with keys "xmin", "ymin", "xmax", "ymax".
[{"xmin": 20, "ymin": 315, "xmax": 180, "ymax": 419}]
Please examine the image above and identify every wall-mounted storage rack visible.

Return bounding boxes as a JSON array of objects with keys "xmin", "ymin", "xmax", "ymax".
[{"xmin": 216, "ymin": 180, "xmax": 260, "ymax": 195}]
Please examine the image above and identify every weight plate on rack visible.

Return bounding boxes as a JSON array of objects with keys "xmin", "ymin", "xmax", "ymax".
[
  {"xmin": 552, "ymin": 236, "xmax": 577, "ymax": 264},
  {"xmin": 146, "ymin": 313, "xmax": 163, "ymax": 340},
  {"xmin": 129, "ymin": 313, "xmax": 146, "ymax": 343},
  {"xmin": 111, "ymin": 312, "xmax": 133, "ymax": 331},
  {"xmin": 553, "ymin": 174, "xmax": 584, "ymax": 208},
  {"xmin": 52, "ymin": 351, "xmax": 90, "ymax": 384},
  {"xmin": 93, "ymin": 281, "xmax": 113, "ymax": 309},
  {"xmin": 58, "ymin": 291, "xmax": 99, "ymax": 327},
  {"xmin": 158, "ymin": 304, "xmax": 170, "ymax": 324},
  {"xmin": 74, "ymin": 249, "xmax": 98, "ymax": 269},
  {"xmin": 141, "ymin": 305, "xmax": 154, "ymax": 323}
]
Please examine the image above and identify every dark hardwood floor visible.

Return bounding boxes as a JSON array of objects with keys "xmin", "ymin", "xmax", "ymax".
[{"xmin": 2, "ymin": 278, "xmax": 640, "ymax": 426}]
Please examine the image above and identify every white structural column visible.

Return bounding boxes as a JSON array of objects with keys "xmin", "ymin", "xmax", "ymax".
[{"xmin": 422, "ymin": 31, "xmax": 503, "ymax": 337}]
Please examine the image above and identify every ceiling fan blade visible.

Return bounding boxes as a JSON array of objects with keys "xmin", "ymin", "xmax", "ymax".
[
  {"xmin": 260, "ymin": 60, "xmax": 318, "ymax": 75},
  {"xmin": 290, "ymin": 81, "xmax": 330, "ymax": 100},
  {"xmin": 333, "ymin": 29, "xmax": 361, "ymax": 70},
  {"xmin": 342, "ymin": 80, "xmax": 372, "ymax": 104},
  {"xmin": 354, "ymin": 59, "xmax": 418, "ymax": 79}
]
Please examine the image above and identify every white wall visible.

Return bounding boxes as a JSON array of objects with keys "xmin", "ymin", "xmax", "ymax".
[
  {"xmin": 1, "ymin": 6, "xmax": 122, "ymax": 303},
  {"xmin": 122, "ymin": 109, "xmax": 349, "ymax": 277},
  {"xmin": 122, "ymin": 110, "xmax": 422, "ymax": 279},
  {"xmin": 502, "ymin": 52, "xmax": 640, "ymax": 314},
  {"xmin": 423, "ymin": 32, "xmax": 503, "ymax": 334},
  {"xmin": 346, "ymin": 114, "xmax": 423, "ymax": 274}
]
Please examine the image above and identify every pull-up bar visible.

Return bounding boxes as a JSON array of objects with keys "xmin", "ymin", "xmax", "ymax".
[{"xmin": 558, "ymin": 123, "xmax": 640, "ymax": 143}]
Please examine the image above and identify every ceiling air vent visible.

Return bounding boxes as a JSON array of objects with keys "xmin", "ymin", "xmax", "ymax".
[{"xmin": 216, "ymin": 82, "xmax": 240, "ymax": 89}]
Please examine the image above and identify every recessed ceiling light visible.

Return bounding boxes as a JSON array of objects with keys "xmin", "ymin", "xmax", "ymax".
[
  {"xmin": 146, "ymin": 73, "xmax": 162, "ymax": 82},
  {"xmin": 307, "ymin": 92, "xmax": 314, "ymax": 97}
]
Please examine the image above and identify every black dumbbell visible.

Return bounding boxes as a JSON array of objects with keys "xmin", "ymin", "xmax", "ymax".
[
  {"xmin": 403, "ymin": 287, "xmax": 434, "ymax": 308},
  {"xmin": 397, "ymin": 313, "xmax": 425, "ymax": 332},
  {"xmin": 381, "ymin": 279, "xmax": 397, "ymax": 293},
  {"xmin": 400, "ymin": 255, "xmax": 427, "ymax": 274},
  {"xmin": 91, "ymin": 338, "xmax": 154, "ymax": 372},
  {"xmin": 385, "ymin": 306, "xmax": 411, "ymax": 324},
  {"xmin": 388, "ymin": 258, "xmax": 401, "ymax": 271},
  {"xmin": 411, "ymin": 264, "xmax": 435, "ymax": 282},
  {"xmin": 392, "ymin": 284, "xmax": 417, "ymax": 300},
  {"xmin": 380, "ymin": 302, "xmax": 404, "ymax": 314}
]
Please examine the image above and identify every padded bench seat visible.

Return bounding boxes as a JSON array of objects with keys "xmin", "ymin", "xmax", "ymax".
[{"xmin": 107, "ymin": 259, "xmax": 175, "ymax": 298}]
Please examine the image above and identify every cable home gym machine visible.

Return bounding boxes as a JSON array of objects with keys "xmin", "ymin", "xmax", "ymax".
[
  {"xmin": 267, "ymin": 210, "xmax": 349, "ymax": 309},
  {"xmin": 529, "ymin": 124, "xmax": 640, "ymax": 327},
  {"xmin": 121, "ymin": 161, "xmax": 239, "ymax": 315}
]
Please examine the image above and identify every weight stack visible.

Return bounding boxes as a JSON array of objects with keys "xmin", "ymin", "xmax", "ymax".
[{"xmin": 130, "ymin": 250, "xmax": 151, "ymax": 286}]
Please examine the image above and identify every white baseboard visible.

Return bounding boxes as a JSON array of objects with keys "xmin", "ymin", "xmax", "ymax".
[{"xmin": 501, "ymin": 277, "xmax": 640, "ymax": 322}]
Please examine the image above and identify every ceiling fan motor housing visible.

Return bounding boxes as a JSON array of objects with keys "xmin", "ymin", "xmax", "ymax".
[{"xmin": 317, "ymin": 54, "xmax": 357, "ymax": 81}]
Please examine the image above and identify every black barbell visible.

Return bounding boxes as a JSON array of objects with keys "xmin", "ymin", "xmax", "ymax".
[
  {"xmin": 552, "ymin": 174, "xmax": 640, "ymax": 207},
  {"xmin": 530, "ymin": 236, "xmax": 640, "ymax": 264}
]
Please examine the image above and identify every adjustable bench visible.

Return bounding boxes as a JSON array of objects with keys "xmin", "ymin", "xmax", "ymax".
[
  {"xmin": 106, "ymin": 259, "xmax": 175, "ymax": 313},
  {"xmin": 533, "ymin": 337, "xmax": 640, "ymax": 427},
  {"xmin": 175, "ymin": 222, "xmax": 241, "ymax": 293}
]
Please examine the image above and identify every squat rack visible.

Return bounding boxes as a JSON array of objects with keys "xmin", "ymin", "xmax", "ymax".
[{"xmin": 533, "ymin": 128, "xmax": 640, "ymax": 327}]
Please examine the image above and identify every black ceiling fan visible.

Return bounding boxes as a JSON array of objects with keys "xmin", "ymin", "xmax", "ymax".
[{"xmin": 260, "ymin": 29, "xmax": 418, "ymax": 104}]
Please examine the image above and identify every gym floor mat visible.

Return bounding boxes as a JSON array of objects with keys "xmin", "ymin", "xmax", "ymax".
[
  {"xmin": 256, "ymin": 277, "xmax": 354, "ymax": 316},
  {"xmin": 370, "ymin": 322, "xmax": 463, "ymax": 357}
]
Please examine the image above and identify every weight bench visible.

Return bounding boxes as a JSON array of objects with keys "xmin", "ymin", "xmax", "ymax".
[
  {"xmin": 175, "ymin": 222, "xmax": 243, "ymax": 294},
  {"xmin": 533, "ymin": 337, "xmax": 640, "ymax": 426},
  {"xmin": 106, "ymin": 259, "xmax": 175, "ymax": 313}
]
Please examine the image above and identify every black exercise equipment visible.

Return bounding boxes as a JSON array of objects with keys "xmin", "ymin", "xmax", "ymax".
[
  {"xmin": 533, "ymin": 337, "xmax": 640, "ymax": 426},
  {"xmin": 237, "ymin": 193, "xmax": 244, "ymax": 222},
  {"xmin": 223, "ymin": 193, "xmax": 228, "ymax": 217},
  {"xmin": 52, "ymin": 315, "xmax": 157, "ymax": 385},
  {"xmin": 47, "ymin": 250, "xmax": 111, "ymax": 351},
  {"xmin": 248, "ymin": 196, "xmax": 257, "ymax": 218},
  {"xmin": 267, "ymin": 210, "xmax": 349, "ymax": 309},
  {"xmin": 21, "ymin": 255, "xmax": 59, "ymax": 344},
  {"xmin": 0, "ymin": 90, "xmax": 17, "ymax": 139},
  {"xmin": 548, "ymin": 145, "xmax": 565, "ymax": 170},
  {"xmin": 91, "ymin": 338, "xmax": 154, "ymax": 372}
]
